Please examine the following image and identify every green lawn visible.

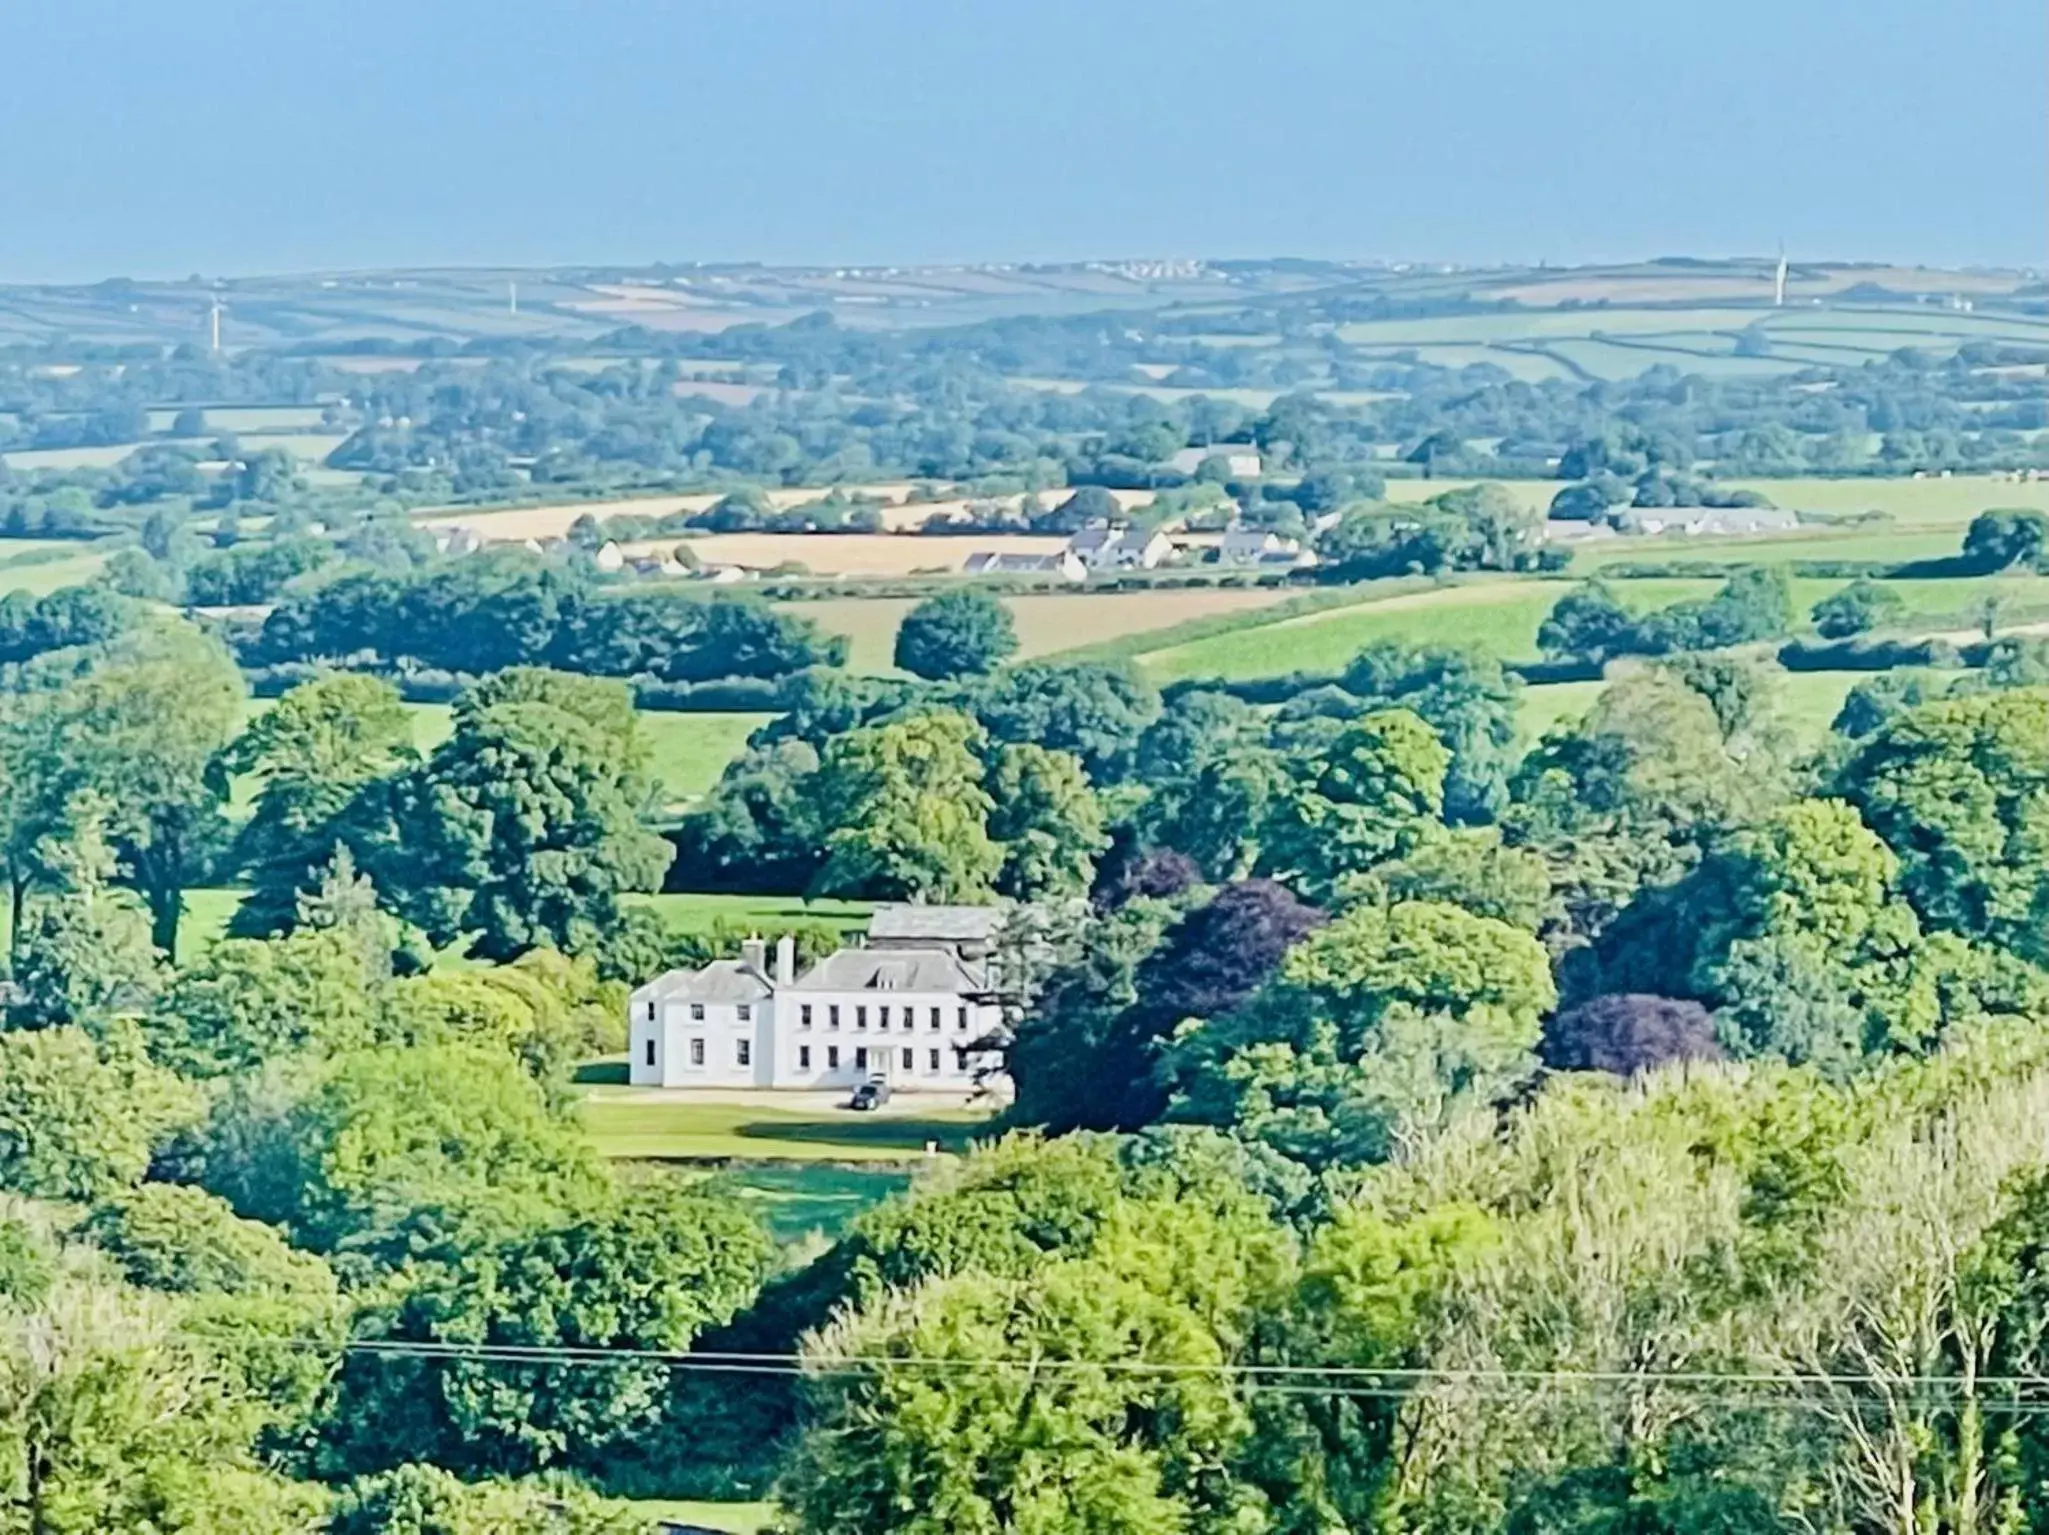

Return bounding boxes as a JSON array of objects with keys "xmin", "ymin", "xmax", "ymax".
[
  {"xmin": 237, "ymin": 702, "xmax": 760, "ymax": 816},
  {"xmin": 1518, "ymin": 680, "xmax": 1606, "ymax": 741},
  {"xmin": 0, "ymin": 549, "xmax": 109, "ymax": 595},
  {"xmin": 625, "ymin": 1501, "xmax": 775, "ymax": 1534},
  {"xmin": 625, "ymin": 892, "xmax": 872, "ymax": 939},
  {"xmin": 1723, "ymin": 475, "xmax": 2049, "ymax": 528},
  {"xmin": 789, "ymin": 589, "xmax": 1301, "ymax": 676},
  {"xmin": 177, "ymin": 888, "xmax": 247, "ymax": 962},
  {"xmin": 640, "ymin": 712, "xmax": 773, "ymax": 809},
  {"xmin": 1137, "ymin": 578, "xmax": 1718, "ymax": 682},
  {"xmin": 1573, "ymin": 526, "xmax": 1972, "ymax": 570},
  {"xmin": 578, "ymin": 1091, "xmax": 993, "ymax": 1162}
]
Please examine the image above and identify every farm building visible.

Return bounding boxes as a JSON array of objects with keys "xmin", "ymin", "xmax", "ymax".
[
  {"xmin": 963, "ymin": 549, "xmax": 1087, "ymax": 581},
  {"xmin": 627, "ymin": 905, "xmax": 1008, "ymax": 1092},
  {"xmin": 1068, "ymin": 521, "xmax": 1172, "ymax": 570},
  {"xmin": 1624, "ymin": 506, "xmax": 1801, "ymax": 536},
  {"xmin": 1217, "ymin": 523, "xmax": 1313, "ymax": 567}
]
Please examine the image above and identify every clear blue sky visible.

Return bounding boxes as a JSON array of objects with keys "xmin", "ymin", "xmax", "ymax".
[{"xmin": 3, "ymin": 0, "xmax": 2042, "ymax": 281}]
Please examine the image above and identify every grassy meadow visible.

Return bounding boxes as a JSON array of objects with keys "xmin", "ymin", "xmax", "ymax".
[
  {"xmin": 575, "ymin": 1093, "xmax": 991, "ymax": 1163},
  {"xmin": 794, "ymin": 587, "xmax": 1299, "ymax": 674},
  {"xmin": 625, "ymin": 1501, "xmax": 774, "ymax": 1535},
  {"xmin": 1134, "ymin": 577, "xmax": 1749, "ymax": 682}
]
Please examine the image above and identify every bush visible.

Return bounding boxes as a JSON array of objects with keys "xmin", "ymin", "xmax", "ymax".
[{"xmin": 1542, "ymin": 994, "xmax": 1725, "ymax": 1075}]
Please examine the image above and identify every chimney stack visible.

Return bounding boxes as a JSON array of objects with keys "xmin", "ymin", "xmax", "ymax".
[
  {"xmin": 775, "ymin": 933, "xmax": 796, "ymax": 987},
  {"xmin": 740, "ymin": 935, "xmax": 767, "ymax": 975}
]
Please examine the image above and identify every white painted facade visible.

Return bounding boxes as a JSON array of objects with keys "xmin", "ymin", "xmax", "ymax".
[{"xmin": 627, "ymin": 909, "xmax": 1008, "ymax": 1091}]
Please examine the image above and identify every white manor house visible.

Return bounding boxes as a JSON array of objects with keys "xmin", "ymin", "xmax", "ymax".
[{"xmin": 628, "ymin": 905, "xmax": 1009, "ymax": 1091}]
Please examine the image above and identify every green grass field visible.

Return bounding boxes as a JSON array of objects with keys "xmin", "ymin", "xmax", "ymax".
[
  {"xmin": 639, "ymin": 712, "xmax": 773, "ymax": 809},
  {"xmin": 625, "ymin": 1500, "xmax": 774, "ymax": 1534},
  {"xmin": 1137, "ymin": 578, "xmax": 1720, "ymax": 681},
  {"xmin": 147, "ymin": 406, "xmax": 330, "ymax": 435},
  {"xmin": 624, "ymin": 892, "xmax": 872, "ymax": 939},
  {"xmin": 789, "ymin": 588, "xmax": 1298, "ymax": 675},
  {"xmin": 0, "ymin": 547, "xmax": 109, "ymax": 595},
  {"xmin": 1330, "ymin": 304, "xmax": 2049, "ymax": 380},
  {"xmin": 578, "ymin": 1091, "xmax": 992, "ymax": 1162}
]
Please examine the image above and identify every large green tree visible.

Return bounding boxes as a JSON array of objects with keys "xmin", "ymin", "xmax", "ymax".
[
  {"xmin": 1334, "ymin": 642, "xmax": 1524, "ymax": 824},
  {"xmin": 987, "ymin": 742, "xmax": 1108, "ymax": 900},
  {"xmin": 225, "ymin": 672, "xmax": 415, "ymax": 939},
  {"xmin": 1257, "ymin": 709, "xmax": 1449, "ymax": 906},
  {"xmin": 150, "ymin": 927, "xmax": 382, "ymax": 1077},
  {"xmin": 8, "ymin": 792, "xmax": 161, "ymax": 1031},
  {"xmin": 327, "ymin": 1181, "xmax": 771, "ymax": 1476},
  {"xmin": 193, "ymin": 1043, "xmax": 607, "ymax": 1266},
  {"xmin": 809, "ymin": 710, "xmax": 1002, "ymax": 901},
  {"xmin": 41, "ymin": 625, "xmax": 244, "ymax": 954},
  {"xmin": 0, "ymin": 1028, "xmax": 196, "ymax": 1202},
  {"xmin": 1834, "ymin": 688, "xmax": 2049, "ymax": 963},
  {"xmin": 367, "ymin": 671, "xmax": 673, "ymax": 961},
  {"xmin": 892, "ymin": 588, "xmax": 1019, "ymax": 680},
  {"xmin": 0, "ymin": 1280, "xmax": 326, "ymax": 1533},
  {"xmin": 1168, "ymin": 900, "xmax": 1554, "ymax": 1167},
  {"xmin": 1811, "ymin": 577, "xmax": 1906, "ymax": 639}
]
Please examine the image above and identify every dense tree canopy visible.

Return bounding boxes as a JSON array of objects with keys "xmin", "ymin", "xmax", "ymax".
[{"xmin": 891, "ymin": 588, "xmax": 1019, "ymax": 680}]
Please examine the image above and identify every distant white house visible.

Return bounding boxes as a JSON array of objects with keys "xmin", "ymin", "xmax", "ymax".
[
  {"xmin": 431, "ymin": 524, "xmax": 484, "ymax": 557},
  {"xmin": 594, "ymin": 540, "xmax": 626, "ymax": 572},
  {"xmin": 1168, "ymin": 446, "xmax": 1263, "ymax": 479},
  {"xmin": 1067, "ymin": 521, "xmax": 1172, "ymax": 571},
  {"xmin": 627, "ymin": 905, "xmax": 1009, "ymax": 1092},
  {"xmin": 1217, "ymin": 523, "xmax": 1314, "ymax": 567},
  {"xmin": 1626, "ymin": 506, "xmax": 1801, "ymax": 537},
  {"xmin": 963, "ymin": 549, "xmax": 1088, "ymax": 582}
]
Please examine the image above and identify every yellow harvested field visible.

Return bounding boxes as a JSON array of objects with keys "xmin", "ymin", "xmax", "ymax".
[
  {"xmin": 417, "ymin": 487, "xmax": 918, "ymax": 541},
  {"xmin": 792, "ymin": 587, "xmax": 1301, "ymax": 672},
  {"xmin": 417, "ymin": 487, "xmax": 1154, "ymax": 545},
  {"xmin": 627, "ymin": 532, "xmax": 1071, "ymax": 576}
]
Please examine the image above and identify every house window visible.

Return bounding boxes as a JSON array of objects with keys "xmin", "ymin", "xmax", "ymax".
[
  {"xmin": 800, "ymin": 1005, "xmax": 813, "ymax": 1028},
  {"xmin": 856, "ymin": 1006, "xmax": 868, "ymax": 1030},
  {"xmin": 827, "ymin": 1045, "xmax": 840, "ymax": 1069},
  {"xmin": 854, "ymin": 1047, "xmax": 868, "ymax": 1071},
  {"xmin": 929, "ymin": 1049, "xmax": 941, "ymax": 1071},
  {"xmin": 646, "ymin": 1002, "xmax": 655, "ymax": 1021},
  {"xmin": 956, "ymin": 1006, "xmax": 969, "ymax": 1031},
  {"xmin": 799, "ymin": 1045, "xmax": 811, "ymax": 1069},
  {"xmin": 737, "ymin": 1004, "xmax": 752, "ymax": 1022},
  {"xmin": 644, "ymin": 1040, "xmax": 656, "ymax": 1067},
  {"xmin": 828, "ymin": 1005, "xmax": 841, "ymax": 1030},
  {"xmin": 690, "ymin": 1003, "xmax": 705, "ymax": 1021},
  {"xmin": 688, "ymin": 1039, "xmax": 705, "ymax": 1066},
  {"xmin": 877, "ymin": 1006, "xmax": 889, "ymax": 1031},
  {"xmin": 929, "ymin": 1006, "xmax": 941, "ymax": 1031},
  {"xmin": 900, "ymin": 1048, "xmax": 913, "ymax": 1071},
  {"xmin": 736, "ymin": 1040, "xmax": 751, "ymax": 1067}
]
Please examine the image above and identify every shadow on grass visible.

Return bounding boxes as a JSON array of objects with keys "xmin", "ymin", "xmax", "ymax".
[{"xmin": 733, "ymin": 1116, "xmax": 985, "ymax": 1153}]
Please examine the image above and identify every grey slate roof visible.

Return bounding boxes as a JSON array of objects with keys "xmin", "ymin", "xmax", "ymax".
[
  {"xmin": 642, "ymin": 959, "xmax": 772, "ymax": 1002},
  {"xmin": 791, "ymin": 946, "xmax": 984, "ymax": 994},
  {"xmin": 964, "ymin": 551, "xmax": 1066, "ymax": 573},
  {"xmin": 866, "ymin": 904, "xmax": 1002, "ymax": 945}
]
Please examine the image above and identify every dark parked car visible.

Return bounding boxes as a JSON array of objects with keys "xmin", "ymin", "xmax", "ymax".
[{"xmin": 849, "ymin": 1078, "xmax": 892, "ymax": 1111}]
